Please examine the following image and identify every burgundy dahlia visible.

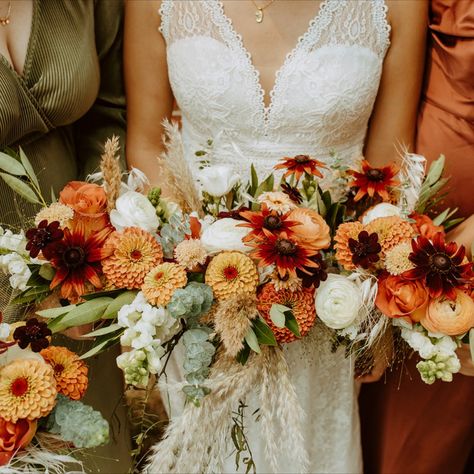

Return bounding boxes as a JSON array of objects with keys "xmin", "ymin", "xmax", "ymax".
[
  {"xmin": 348, "ymin": 230, "xmax": 381, "ymax": 269},
  {"xmin": 403, "ymin": 232, "xmax": 473, "ymax": 300},
  {"xmin": 26, "ymin": 220, "xmax": 63, "ymax": 259},
  {"xmin": 13, "ymin": 318, "xmax": 52, "ymax": 352},
  {"xmin": 296, "ymin": 252, "xmax": 328, "ymax": 288}
]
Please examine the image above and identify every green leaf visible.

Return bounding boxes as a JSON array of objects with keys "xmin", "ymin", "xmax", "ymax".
[
  {"xmin": 250, "ymin": 164, "xmax": 259, "ymax": 196},
  {"xmin": 82, "ymin": 323, "xmax": 123, "ymax": 338},
  {"xmin": 19, "ymin": 147, "xmax": 40, "ymax": 189},
  {"xmin": 0, "ymin": 151, "xmax": 26, "ymax": 176},
  {"xmin": 424, "ymin": 155, "xmax": 445, "ymax": 186},
  {"xmin": 102, "ymin": 290, "xmax": 138, "ymax": 319},
  {"xmin": 48, "ymin": 297, "xmax": 113, "ymax": 333},
  {"xmin": 252, "ymin": 317, "xmax": 277, "ymax": 346},
  {"xmin": 80, "ymin": 288, "xmax": 125, "ymax": 300},
  {"xmin": 79, "ymin": 338, "xmax": 114, "ymax": 359},
  {"xmin": 284, "ymin": 311, "xmax": 301, "ymax": 338},
  {"xmin": 269, "ymin": 304, "xmax": 289, "ymax": 328},
  {"xmin": 36, "ymin": 304, "xmax": 77, "ymax": 319},
  {"xmin": 39, "ymin": 264, "xmax": 55, "ymax": 281},
  {"xmin": 236, "ymin": 343, "xmax": 251, "ymax": 365},
  {"xmin": 244, "ymin": 327, "xmax": 261, "ymax": 354},
  {"xmin": 0, "ymin": 173, "xmax": 40, "ymax": 204},
  {"xmin": 50, "ymin": 187, "xmax": 57, "ymax": 203},
  {"xmin": 12, "ymin": 286, "xmax": 50, "ymax": 305}
]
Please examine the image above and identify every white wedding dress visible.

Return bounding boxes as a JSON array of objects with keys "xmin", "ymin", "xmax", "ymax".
[{"xmin": 158, "ymin": 1, "xmax": 390, "ymax": 472}]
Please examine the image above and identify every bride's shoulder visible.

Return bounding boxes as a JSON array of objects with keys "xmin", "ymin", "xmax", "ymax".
[{"xmin": 385, "ymin": 0, "xmax": 428, "ymax": 35}]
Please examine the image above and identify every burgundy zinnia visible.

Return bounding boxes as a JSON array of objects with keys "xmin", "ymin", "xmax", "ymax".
[
  {"xmin": 13, "ymin": 318, "xmax": 52, "ymax": 352},
  {"xmin": 403, "ymin": 232, "xmax": 473, "ymax": 300},
  {"xmin": 348, "ymin": 230, "xmax": 382, "ymax": 269},
  {"xmin": 274, "ymin": 155, "xmax": 326, "ymax": 182},
  {"xmin": 296, "ymin": 252, "xmax": 328, "ymax": 288},
  {"xmin": 26, "ymin": 220, "xmax": 64, "ymax": 259}
]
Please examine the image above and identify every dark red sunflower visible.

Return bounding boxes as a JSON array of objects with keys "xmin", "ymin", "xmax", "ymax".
[
  {"xmin": 26, "ymin": 220, "xmax": 64, "ymax": 259},
  {"xmin": 348, "ymin": 230, "xmax": 382, "ymax": 269},
  {"xmin": 13, "ymin": 318, "xmax": 52, "ymax": 352},
  {"xmin": 349, "ymin": 160, "xmax": 400, "ymax": 202},
  {"xmin": 48, "ymin": 223, "xmax": 111, "ymax": 302},
  {"xmin": 403, "ymin": 232, "xmax": 474, "ymax": 300},
  {"xmin": 296, "ymin": 252, "xmax": 328, "ymax": 288},
  {"xmin": 239, "ymin": 205, "xmax": 300, "ymax": 242},
  {"xmin": 281, "ymin": 182, "xmax": 303, "ymax": 204},
  {"xmin": 249, "ymin": 231, "xmax": 318, "ymax": 277},
  {"xmin": 274, "ymin": 155, "xmax": 326, "ymax": 182}
]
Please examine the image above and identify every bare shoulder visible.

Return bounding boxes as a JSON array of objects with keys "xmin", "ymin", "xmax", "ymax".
[
  {"xmin": 125, "ymin": 0, "xmax": 162, "ymax": 26},
  {"xmin": 385, "ymin": 0, "xmax": 428, "ymax": 35}
]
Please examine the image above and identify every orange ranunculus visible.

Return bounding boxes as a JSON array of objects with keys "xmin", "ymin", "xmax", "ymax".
[
  {"xmin": 0, "ymin": 418, "xmax": 37, "ymax": 466},
  {"xmin": 421, "ymin": 290, "xmax": 474, "ymax": 336},
  {"xmin": 59, "ymin": 181, "xmax": 108, "ymax": 231},
  {"xmin": 376, "ymin": 274, "xmax": 428, "ymax": 321},
  {"xmin": 288, "ymin": 208, "xmax": 331, "ymax": 250},
  {"xmin": 409, "ymin": 212, "xmax": 445, "ymax": 240}
]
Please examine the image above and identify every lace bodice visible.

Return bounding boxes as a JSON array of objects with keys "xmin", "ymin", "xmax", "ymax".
[{"xmin": 160, "ymin": 0, "xmax": 390, "ymax": 186}]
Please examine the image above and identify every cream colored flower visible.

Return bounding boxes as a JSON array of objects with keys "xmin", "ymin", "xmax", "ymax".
[
  {"xmin": 257, "ymin": 192, "xmax": 296, "ymax": 214},
  {"xmin": 174, "ymin": 239, "xmax": 208, "ymax": 270},
  {"xmin": 385, "ymin": 241, "xmax": 415, "ymax": 275},
  {"xmin": 35, "ymin": 203, "xmax": 74, "ymax": 228}
]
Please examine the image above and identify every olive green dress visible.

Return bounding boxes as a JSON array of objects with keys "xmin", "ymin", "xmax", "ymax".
[{"xmin": 0, "ymin": 1, "xmax": 130, "ymax": 472}]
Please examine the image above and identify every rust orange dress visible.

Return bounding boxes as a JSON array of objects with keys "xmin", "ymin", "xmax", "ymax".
[{"xmin": 360, "ymin": 1, "xmax": 474, "ymax": 472}]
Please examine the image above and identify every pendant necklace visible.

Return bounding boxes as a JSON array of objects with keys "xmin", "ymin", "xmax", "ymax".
[{"xmin": 251, "ymin": 0, "xmax": 276, "ymax": 24}]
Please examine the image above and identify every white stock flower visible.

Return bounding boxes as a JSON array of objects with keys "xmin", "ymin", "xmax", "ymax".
[
  {"xmin": 145, "ymin": 342, "xmax": 166, "ymax": 374},
  {"xmin": 200, "ymin": 218, "xmax": 250, "ymax": 254},
  {"xmin": 361, "ymin": 203, "xmax": 402, "ymax": 225},
  {"xmin": 0, "ymin": 253, "xmax": 31, "ymax": 291},
  {"xmin": 110, "ymin": 191, "xmax": 159, "ymax": 233},
  {"xmin": 315, "ymin": 274, "xmax": 362, "ymax": 329},
  {"xmin": 197, "ymin": 165, "xmax": 240, "ymax": 197},
  {"xmin": 0, "ymin": 228, "xmax": 27, "ymax": 253},
  {"xmin": 0, "ymin": 323, "xmax": 10, "ymax": 340}
]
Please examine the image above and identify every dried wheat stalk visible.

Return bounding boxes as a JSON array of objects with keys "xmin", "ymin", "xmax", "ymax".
[{"xmin": 100, "ymin": 135, "xmax": 122, "ymax": 212}]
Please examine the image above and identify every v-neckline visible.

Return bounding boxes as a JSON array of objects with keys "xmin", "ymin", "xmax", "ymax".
[
  {"xmin": 0, "ymin": 0, "xmax": 39, "ymax": 82},
  {"xmin": 213, "ymin": 0, "xmax": 331, "ymax": 114}
]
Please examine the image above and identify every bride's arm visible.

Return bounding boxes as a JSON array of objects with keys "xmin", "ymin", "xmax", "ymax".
[
  {"xmin": 124, "ymin": 0, "xmax": 173, "ymax": 185},
  {"xmin": 364, "ymin": 0, "xmax": 428, "ymax": 167}
]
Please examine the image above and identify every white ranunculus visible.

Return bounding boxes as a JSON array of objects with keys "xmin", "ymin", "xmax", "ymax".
[
  {"xmin": 110, "ymin": 191, "xmax": 159, "ymax": 233},
  {"xmin": 197, "ymin": 165, "xmax": 240, "ymax": 197},
  {"xmin": 362, "ymin": 203, "xmax": 402, "ymax": 225},
  {"xmin": 0, "ymin": 344, "xmax": 45, "ymax": 368},
  {"xmin": 315, "ymin": 274, "xmax": 362, "ymax": 329},
  {"xmin": 200, "ymin": 218, "xmax": 250, "ymax": 254}
]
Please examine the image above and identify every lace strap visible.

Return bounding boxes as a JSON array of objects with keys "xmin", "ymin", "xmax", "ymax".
[
  {"xmin": 371, "ymin": 0, "xmax": 391, "ymax": 56},
  {"xmin": 158, "ymin": 0, "xmax": 173, "ymax": 41}
]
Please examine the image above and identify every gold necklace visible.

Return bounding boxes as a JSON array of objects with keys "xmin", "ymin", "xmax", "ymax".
[
  {"xmin": 0, "ymin": 1, "xmax": 12, "ymax": 26},
  {"xmin": 251, "ymin": 0, "xmax": 276, "ymax": 24}
]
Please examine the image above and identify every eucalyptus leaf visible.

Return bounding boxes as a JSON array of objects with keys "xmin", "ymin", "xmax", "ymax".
[
  {"xmin": 82, "ymin": 323, "xmax": 123, "ymax": 338},
  {"xmin": 284, "ymin": 311, "xmax": 301, "ymax": 338},
  {"xmin": 12, "ymin": 286, "xmax": 50, "ymax": 305},
  {"xmin": 424, "ymin": 155, "xmax": 445, "ymax": 186},
  {"xmin": 19, "ymin": 147, "xmax": 40, "ymax": 189},
  {"xmin": 36, "ymin": 304, "xmax": 77, "ymax": 319},
  {"xmin": 0, "ymin": 152, "xmax": 26, "ymax": 176},
  {"xmin": 0, "ymin": 173, "xmax": 40, "ymax": 204},
  {"xmin": 269, "ymin": 304, "xmax": 289, "ymax": 328},
  {"xmin": 244, "ymin": 327, "xmax": 261, "ymax": 354},
  {"xmin": 79, "ymin": 339, "xmax": 113, "ymax": 360},
  {"xmin": 39, "ymin": 264, "xmax": 55, "ymax": 281},
  {"xmin": 252, "ymin": 317, "xmax": 277, "ymax": 346},
  {"xmin": 102, "ymin": 290, "xmax": 138, "ymax": 319}
]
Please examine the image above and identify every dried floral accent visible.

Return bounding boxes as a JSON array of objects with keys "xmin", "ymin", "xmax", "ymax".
[
  {"xmin": 348, "ymin": 231, "xmax": 382, "ymax": 270},
  {"xmin": 271, "ymin": 270, "xmax": 303, "ymax": 292},
  {"xmin": 385, "ymin": 242, "xmax": 415, "ymax": 276},
  {"xmin": 365, "ymin": 216, "xmax": 415, "ymax": 256},
  {"xmin": 13, "ymin": 318, "xmax": 51, "ymax": 352},
  {"xmin": 102, "ymin": 227, "xmax": 163, "ymax": 289},
  {"xmin": 25, "ymin": 220, "xmax": 63, "ymax": 259},
  {"xmin": 100, "ymin": 135, "xmax": 122, "ymax": 212},
  {"xmin": 142, "ymin": 263, "xmax": 187, "ymax": 306},
  {"xmin": 205, "ymin": 252, "xmax": 258, "ymax": 300},
  {"xmin": 403, "ymin": 233, "xmax": 473, "ymax": 300},
  {"xmin": 334, "ymin": 221, "xmax": 364, "ymax": 270},
  {"xmin": 174, "ymin": 239, "xmax": 207, "ymax": 270},
  {"xmin": 40, "ymin": 346, "xmax": 88, "ymax": 400},
  {"xmin": 213, "ymin": 293, "xmax": 258, "ymax": 357},
  {"xmin": 34, "ymin": 203, "xmax": 74, "ymax": 229},
  {"xmin": 257, "ymin": 283, "xmax": 316, "ymax": 343},
  {"xmin": 257, "ymin": 192, "xmax": 296, "ymax": 214},
  {"xmin": 0, "ymin": 360, "xmax": 57, "ymax": 422},
  {"xmin": 349, "ymin": 160, "xmax": 400, "ymax": 202},
  {"xmin": 274, "ymin": 155, "xmax": 326, "ymax": 182}
]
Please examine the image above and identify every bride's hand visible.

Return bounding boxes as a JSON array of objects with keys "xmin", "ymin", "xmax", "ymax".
[
  {"xmin": 457, "ymin": 343, "xmax": 474, "ymax": 377},
  {"xmin": 446, "ymin": 214, "xmax": 474, "ymax": 259},
  {"xmin": 356, "ymin": 330, "xmax": 394, "ymax": 383}
]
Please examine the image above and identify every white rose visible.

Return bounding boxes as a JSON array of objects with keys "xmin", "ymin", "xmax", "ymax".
[
  {"xmin": 362, "ymin": 203, "xmax": 402, "ymax": 225},
  {"xmin": 110, "ymin": 191, "xmax": 159, "ymax": 233},
  {"xmin": 200, "ymin": 218, "xmax": 250, "ymax": 254},
  {"xmin": 197, "ymin": 165, "xmax": 240, "ymax": 197},
  {"xmin": 315, "ymin": 274, "xmax": 362, "ymax": 329}
]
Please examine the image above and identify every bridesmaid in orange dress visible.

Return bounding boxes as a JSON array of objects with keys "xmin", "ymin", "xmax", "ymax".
[{"xmin": 360, "ymin": 1, "xmax": 474, "ymax": 473}]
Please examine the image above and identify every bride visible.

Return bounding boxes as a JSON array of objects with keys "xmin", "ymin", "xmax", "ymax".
[{"xmin": 124, "ymin": 0, "xmax": 426, "ymax": 472}]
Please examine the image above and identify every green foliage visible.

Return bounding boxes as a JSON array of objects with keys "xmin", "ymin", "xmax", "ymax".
[
  {"xmin": 159, "ymin": 211, "xmax": 190, "ymax": 258},
  {"xmin": 231, "ymin": 401, "xmax": 257, "ymax": 474},
  {"xmin": 167, "ymin": 282, "xmax": 213, "ymax": 327}
]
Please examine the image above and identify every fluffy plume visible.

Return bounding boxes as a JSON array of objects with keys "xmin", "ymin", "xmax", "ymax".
[
  {"xmin": 157, "ymin": 121, "xmax": 202, "ymax": 214},
  {"xmin": 397, "ymin": 152, "xmax": 426, "ymax": 216},
  {"xmin": 99, "ymin": 135, "xmax": 122, "ymax": 212}
]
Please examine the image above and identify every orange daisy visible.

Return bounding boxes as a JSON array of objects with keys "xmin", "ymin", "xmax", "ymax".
[{"xmin": 274, "ymin": 155, "xmax": 326, "ymax": 182}]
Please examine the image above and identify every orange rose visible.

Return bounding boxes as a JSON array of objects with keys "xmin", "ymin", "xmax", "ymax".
[
  {"xmin": 409, "ymin": 212, "xmax": 445, "ymax": 240},
  {"xmin": 0, "ymin": 418, "xmax": 37, "ymax": 466},
  {"xmin": 376, "ymin": 274, "xmax": 428, "ymax": 321},
  {"xmin": 421, "ymin": 290, "xmax": 474, "ymax": 336},
  {"xmin": 288, "ymin": 208, "xmax": 331, "ymax": 250},
  {"xmin": 60, "ymin": 181, "xmax": 109, "ymax": 231}
]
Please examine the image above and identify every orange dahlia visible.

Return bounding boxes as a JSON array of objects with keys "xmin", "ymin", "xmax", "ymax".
[
  {"xmin": 40, "ymin": 346, "xmax": 88, "ymax": 400},
  {"xmin": 257, "ymin": 283, "xmax": 316, "ymax": 343},
  {"xmin": 142, "ymin": 263, "xmax": 187, "ymax": 306},
  {"xmin": 205, "ymin": 252, "xmax": 258, "ymax": 299},
  {"xmin": 349, "ymin": 160, "xmax": 399, "ymax": 202},
  {"xmin": 0, "ymin": 360, "xmax": 57, "ymax": 422},
  {"xmin": 102, "ymin": 227, "xmax": 163, "ymax": 289},
  {"xmin": 274, "ymin": 155, "xmax": 326, "ymax": 182},
  {"xmin": 365, "ymin": 216, "xmax": 415, "ymax": 256},
  {"xmin": 334, "ymin": 221, "xmax": 364, "ymax": 270}
]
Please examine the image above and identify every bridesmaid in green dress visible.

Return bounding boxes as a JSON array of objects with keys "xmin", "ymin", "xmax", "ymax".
[{"xmin": 0, "ymin": 1, "xmax": 130, "ymax": 471}]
